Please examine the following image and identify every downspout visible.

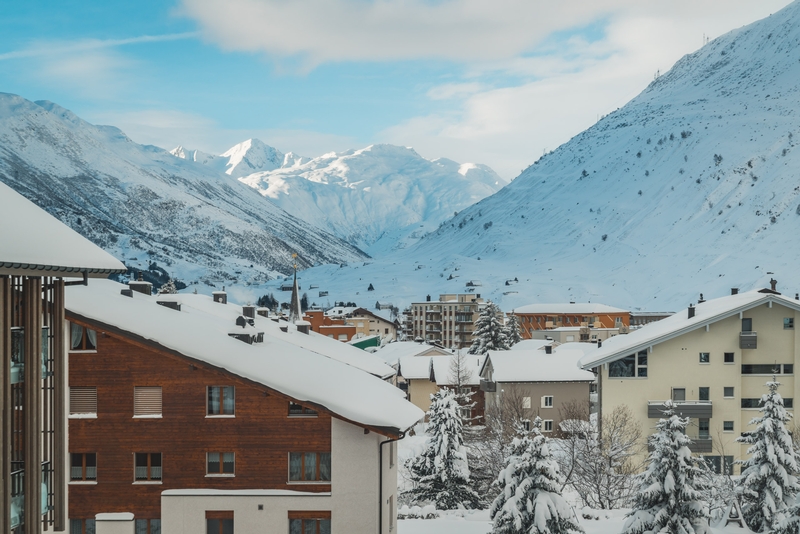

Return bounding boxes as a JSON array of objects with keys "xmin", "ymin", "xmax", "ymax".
[{"xmin": 379, "ymin": 432, "xmax": 405, "ymax": 534}]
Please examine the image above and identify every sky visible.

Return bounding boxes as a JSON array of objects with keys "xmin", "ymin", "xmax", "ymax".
[{"xmin": 0, "ymin": 0, "xmax": 793, "ymax": 179}]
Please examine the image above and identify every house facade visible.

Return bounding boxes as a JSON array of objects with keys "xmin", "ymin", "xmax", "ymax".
[
  {"xmin": 407, "ymin": 294, "xmax": 484, "ymax": 349},
  {"xmin": 511, "ymin": 303, "xmax": 630, "ymax": 339},
  {"xmin": 65, "ymin": 280, "xmax": 422, "ymax": 534},
  {"xmin": 349, "ymin": 308, "xmax": 397, "ymax": 343},
  {"xmin": 0, "ymin": 181, "xmax": 125, "ymax": 534},
  {"xmin": 579, "ymin": 285, "xmax": 800, "ymax": 474}
]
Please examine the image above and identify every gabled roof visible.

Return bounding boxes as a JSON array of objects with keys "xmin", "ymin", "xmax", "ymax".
[
  {"xmin": 0, "ymin": 181, "xmax": 125, "ymax": 275},
  {"xmin": 397, "ymin": 352, "xmax": 485, "ymax": 386},
  {"xmin": 578, "ymin": 289, "xmax": 800, "ymax": 370},
  {"xmin": 65, "ymin": 280, "xmax": 421, "ymax": 436},
  {"xmin": 482, "ymin": 347, "xmax": 595, "ymax": 383},
  {"xmin": 376, "ymin": 341, "xmax": 451, "ymax": 366},
  {"xmin": 513, "ymin": 302, "xmax": 628, "ymax": 314}
]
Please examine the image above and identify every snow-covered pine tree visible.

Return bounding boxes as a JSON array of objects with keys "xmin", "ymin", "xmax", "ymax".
[
  {"xmin": 405, "ymin": 388, "xmax": 481, "ymax": 509},
  {"xmin": 490, "ymin": 417, "xmax": 584, "ymax": 534},
  {"xmin": 737, "ymin": 378, "xmax": 799, "ymax": 533},
  {"xmin": 469, "ymin": 301, "xmax": 509, "ymax": 355},
  {"xmin": 504, "ymin": 313, "xmax": 522, "ymax": 347},
  {"xmin": 622, "ymin": 400, "xmax": 709, "ymax": 534},
  {"xmin": 157, "ymin": 278, "xmax": 178, "ymax": 295}
]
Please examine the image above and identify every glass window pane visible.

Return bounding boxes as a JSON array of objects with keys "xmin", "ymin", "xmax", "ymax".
[
  {"xmin": 70, "ymin": 323, "xmax": 84, "ymax": 350},
  {"xmin": 304, "ymin": 519, "xmax": 316, "ymax": 534},
  {"xmin": 289, "ymin": 453, "xmax": 302, "ymax": 481},
  {"xmin": 785, "ymin": 364, "xmax": 794, "ymax": 374},
  {"xmin": 320, "ymin": 453, "xmax": 331, "ymax": 481},
  {"xmin": 222, "ymin": 519, "xmax": 234, "ymax": 534},
  {"xmin": 135, "ymin": 519, "xmax": 148, "ymax": 534},
  {"xmin": 207, "ymin": 453, "xmax": 220, "ymax": 474},
  {"xmin": 304, "ymin": 453, "xmax": 317, "ymax": 480},
  {"xmin": 151, "ymin": 453, "xmax": 162, "ymax": 467},
  {"xmin": 786, "ymin": 398, "xmax": 793, "ymax": 409},
  {"xmin": 86, "ymin": 519, "xmax": 96, "ymax": 534},
  {"xmin": 637, "ymin": 367, "xmax": 648, "ymax": 377},
  {"xmin": 208, "ymin": 387, "xmax": 220, "ymax": 415},
  {"xmin": 699, "ymin": 387, "xmax": 709, "ymax": 401},
  {"xmin": 223, "ymin": 387, "xmax": 235, "ymax": 415},
  {"xmin": 672, "ymin": 389, "xmax": 685, "ymax": 401},
  {"xmin": 70, "ymin": 519, "xmax": 83, "ymax": 534},
  {"xmin": 290, "ymin": 519, "xmax": 303, "ymax": 534},
  {"xmin": 320, "ymin": 519, "xmax": 331, "ymax": 534},
  {"xmin": 223, "ymin": 452, "xmax": 235, "ymax": 474},
  {"xmin": 637, "ymin": 351, "xmax": 648, "ymax": 366},
  {"xmin": 609, "ymin": 355, "xmax": 635, "ymax": 377},
  {"xmin": 207, "ymin": 519, "xmax": 219, "ymax": 534}
]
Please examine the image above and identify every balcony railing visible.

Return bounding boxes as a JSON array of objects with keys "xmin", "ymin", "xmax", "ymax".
[
  {"xmin": 686, "ymin": 437, "xmax": 713, "ymax": 453},
  {"xmin": 740, "ymin": 331, "xmax": 757, "ymax": 349},
  {"xmin": 647, "ymin": 400, "xmax": 713, "ymax": 419},
  {"xmin": 480, "ymin": 379, "xmax": 496, "ymax": 392},
  {"xmin": 10, "ymin": 461, "xmax": 52, "ymax": 529}
]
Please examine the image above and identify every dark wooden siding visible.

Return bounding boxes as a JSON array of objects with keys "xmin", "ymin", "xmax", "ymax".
[{"xmin": 68, "ymin": 321, "xmax": 332, "ymax": 520}]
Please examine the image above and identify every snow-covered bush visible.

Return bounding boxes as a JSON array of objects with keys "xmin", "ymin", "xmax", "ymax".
[
  {"xmin": 405, "ymin": 388, "xmax": 481, "ymax": 509},
  {"xmin": 490, "ymin": 418, "xmax": 584, "ymax": 534},
  {"xmin": 622, "ymin": 400, "xmax": 709, "ymax": 534},
  {"xmin": 469, "ymin": 301, "xmax": 508, "ymax": 355},
  {"xmin": 737, "ymin": 378, "xmax": 799, "ymax": 533}
]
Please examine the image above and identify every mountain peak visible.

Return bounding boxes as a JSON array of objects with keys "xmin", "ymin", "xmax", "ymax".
[{"xmin": 221, "ymin": 138, "xmax": 285, "ymax": 178}]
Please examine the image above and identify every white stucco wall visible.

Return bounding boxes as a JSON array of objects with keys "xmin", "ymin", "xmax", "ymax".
[{"xmin": 95, "ymin": 513, "xmax": 134, "ymax": 534}]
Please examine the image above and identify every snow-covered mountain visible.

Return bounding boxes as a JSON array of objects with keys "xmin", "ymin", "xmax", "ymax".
[
  {"xmin": 171, "ymin": 139, "xmax": 309, "ymax": 178},
  {"xmin": 0, "ymin": 94, "xmax": 366, "ymax": 288},
  {"xmin": 260, "ymin": 2, "xmax": 800, "ymax": 311},
  {"xmin": 238, "ymin": 144, "xmax": 507, "ymax": 253}
]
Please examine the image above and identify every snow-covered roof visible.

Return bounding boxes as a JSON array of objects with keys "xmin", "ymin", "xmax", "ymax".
[
  {"xmin": 377, "ymin": 341, "xmax": 451, "ymax": 366},
  {"xmin": 513, "ymin": 302, "xmax": 628, "ymax": 314},
  {"xmin": 0, "ymin": 181, "xmax": 125, "ymax": 275},
  {"xmin": 578, "ymin": 289, "xmax": 800, "ymax": 370},
  {"xmin": 397, "ymin": 355, "xmax": 432, "ymax": 380},
  {"xmin": 65, "ymin": 280, "xmax": 421, "ymax": 435},
  {"xmin": 326, "ymin": 306, "xmax": 357, "ymax": 317},
  {"xmin": 397, "ymin": 352, "xmax": 485, "ymax": 386},
  {"xmin": 483, "ymin": 348, "xmax": 595, "ymax": 383},
  {"xmin": 509, "ymin": 339, "xmax": 552, "ymax": 351}
]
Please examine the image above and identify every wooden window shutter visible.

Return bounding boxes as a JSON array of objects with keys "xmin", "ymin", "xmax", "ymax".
[
  {"xmin": 70, "ymin": 386, "xmax": 97, "ymax": 414},
  {"xmin": 134, "ymin": 387, "xmax": 162, "ymax": 416}
]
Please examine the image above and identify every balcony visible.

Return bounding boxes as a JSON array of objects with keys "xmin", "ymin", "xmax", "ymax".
[
  {"xmin": 647, "ymin": 400, "xmax": 712, "ymax": 419},
  {"xmin": 686, "ymin": 436, "xmax": 713, "ymax": 453},
  {"xmin": 10, "ymin": 461, "xmax": 52, "ymax": 530},
  {"xmin": 480, "ymin": 379, "xmax": 496, "ymax": 392},
  {"xmin": 740, "ymin": 331, "xmax": 757, "ymax": 349}
]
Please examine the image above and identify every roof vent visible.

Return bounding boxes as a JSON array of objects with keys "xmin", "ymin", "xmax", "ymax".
[
  {"xmin": 279, "ymin": 325, "xmax": 289, "ymax": 333},
  {"xmin": 698, "ymin": 293, "xmax": 705, "ymax": 304},
  {"xmin": 545, "ymin": 345, "xmax": 552, "ymax": 354},
  {"xmin": 235, "ymin": 316, "xmax": 248, "ymax": 328},
  {"xmin": 597, "ymin": 339, "xmax": 602, "ymax": 348},
  {"xmin": 120, "ymin": 288, "xmax": 133, "ymax": 298},
  {"xmin": 688, "ymin": 304, "xmax": 696, "ymax": 319},
  {"xmin": 156, "ymin": 300, "xmax": 181, "ymax": 311},
  {"xmin": 796, "ymin": 293, "xmax": 799, "ymax": 301},
  {"xmin": 212, "ymin": 286, "xmax": 227, "ymax": 304},
  {"xmin": 731, "ymin": 288, "xmax": 739, "ymax": 295},
  {"xmin": 128, "ymin": 272, "xmax": 152, "ymax": 296}
]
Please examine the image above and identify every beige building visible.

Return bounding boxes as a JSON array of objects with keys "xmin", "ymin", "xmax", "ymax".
[
  {"xmin": 480, "ymin": 344, "xmax": 595, "ymax": 433},
  {"xmin": 408, "ymin": 294, "xmax": 485, "ymax": 349},
  {"xmin": 527, "ymin": 326, "xmax": 624, "ymax": 344},
  {"xmin": 350, "ymin": 308, "xmax": 398, "ymax": 342},
  {"xmin": 579, "ymin": 285, "xmax": 800, "ymax": 475}
]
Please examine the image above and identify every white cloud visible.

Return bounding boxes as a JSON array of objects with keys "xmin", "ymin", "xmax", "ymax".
[{"xmin": 0, "ymin": 33, "xmax": 197, "ymax": 61}]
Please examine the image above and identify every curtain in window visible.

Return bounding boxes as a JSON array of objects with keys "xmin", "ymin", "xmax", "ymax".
[
  {"xmin": 86, "ymin": 328, "xmax": 97, "ymax": 350},
  {"xmin": 289, "ymin": 453, "xmax": 302, "ymax": 480},
  {"xmin": 71, "ymin": 323, "xmax": 83, "ymax": 350},
  {"xmin": 304, "ymin": 453, "xmax": 317, "ymax": 480},
  {"xmin": 289, "ymin": 519, "xmax": 302, "ymax": 534},
  {"xmin": 223, "ymin": 387, "xmax": 234, "ymax": 414},
  {"xmin": 208, "ymin": 387, "xmax": 220, "ymax": 415},
  {"xmin": 207, "ymin": 453, "xmax": 220, "ymax": 474},
  {"xmin": 304, "ymin": 520, "xmax": 316, "ymax": 534},
  {"xmin": 320, "ymin": 453, "xmax": 331, "ymax": 481},
  {"xmin": 223, "ymin": 452, "xmax": 235, "ymax": 474}
]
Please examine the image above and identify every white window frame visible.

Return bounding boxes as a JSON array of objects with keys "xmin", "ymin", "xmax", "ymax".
[
  {"xmin": 543, "ymin": 420, "xmax": 554, "ymax": 433},
  {"xmin": 541, "ymin": 396, "xmax": 554, "ymax": 408},
  {"xmin": 522, "ymin": 397, "xmax": 531, "ymax": 409}
]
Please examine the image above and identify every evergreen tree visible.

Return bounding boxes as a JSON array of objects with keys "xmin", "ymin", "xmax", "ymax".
[
  {"xmin": 469, "ymin": 301, "xmax": 509, "ymax": 355},
  {"xmin": 300, "ymin": 292, "xmax": 309, "ymax": 312},
  {"xmin": 622, "ymin": 401, "xmax": 709, "ymax": 534},
  {"xmin": 156, "ymin": 278, "xmax": 178, "ymax": 295},
  {"xmin": 504, "ymin": 314, "xmax": 522, "ymax": 347},
  {"xmin": 490, "ymin": 418, "xmax": 584, "ymax": 534},
  {"xmin": 737, "ymin": 378, "xmax": 799, "ymax": 533},
  {"xmin": 406, "ymin": 388, "xmax": 481, "ymax": 509}
]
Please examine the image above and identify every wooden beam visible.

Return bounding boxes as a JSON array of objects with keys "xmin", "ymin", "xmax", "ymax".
[
  {"xmin": 1, "ymin": 277, "xmax": 10, "ymax": 534},
  {"xmin": 24, "ymin": 277, "xmax": 43, "ymax": 534},
  {"xmin": 52, "ymin": 279, "xmax": 66, "ymax": 531}
]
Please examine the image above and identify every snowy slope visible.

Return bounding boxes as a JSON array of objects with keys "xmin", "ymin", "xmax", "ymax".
[
  {"xmin": 256, "ymin": 2, "xmax": 800, "ymax": 311},
  {"xmin": 0, "ymin": 94, "xmax": 366, "ymax": 287},
  {"xmin": 238, "ymin": 144, "xmax": 507, "ymax": 253}
]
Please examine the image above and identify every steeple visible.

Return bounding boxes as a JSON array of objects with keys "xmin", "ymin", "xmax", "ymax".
[{"xmin": 289, "ymin": 253, "xmax": 302, "ymax": 323}]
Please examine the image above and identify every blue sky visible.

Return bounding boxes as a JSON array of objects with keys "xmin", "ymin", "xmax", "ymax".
[{"xmin": 0, "ymin": 0, "xmax": 792, "ymax": 178}]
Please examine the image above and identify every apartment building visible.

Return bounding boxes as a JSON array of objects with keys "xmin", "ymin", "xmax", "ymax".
[
  {"xmin": 64, "ymin": 279, "xmax": 422, "ymax": 534},
  {"xmin": 1, "ymin": 182, "xmax": 125, "ymax": 534},
  {"xmin": 408, "ymin": 294, "xmax": 484, "ymax": 349},
  {"xmin": 579, "ymin": 284, "xmax": 800, "ymax": 474},
  {"xmin": 511, "ymin": 303, "xmax": 630, "ymax": 339}
]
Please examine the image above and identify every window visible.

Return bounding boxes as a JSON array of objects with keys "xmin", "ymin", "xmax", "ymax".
[
  {"xmin": 206, "ymin": 511, "xmax": 233, "ymax": 534},
  {"xmin": 672, "ymin": 388, "xmax": 686, "ymax": 402},
  {"xmin": 458, "ymin": 406, "xmax": 471, "ymax": 419},
  {"xmin": 741, "ymin": 318, "xmax": 753, "ymax": 332},
  {"xmin": 135, "ymin": 519, "xmax": 161, "ymax": 534},
  {"xmin": 699, "ymin": 387, "xmax": 709, "ymax": 401},
  {"xmin": 134, "ymin": 453, "xmax": 162, "ymax": 481},
  {"xmin": 70, "ymin": 386, "xmax": 97, "ymax": 417},
  {"xmin": 724, "ymin": 421, "xmax": 734, "ymax": 432},
  {"xmin": 134, "ymin": 387, "xmax": 162, "ymax": 417},
  {"xmin": 522, "ymin": 419, "xmax": 531, "ymax": 431},
  {"xmin": 207, "ymin": 386, "xmax": 235, "ymax": 416},
  {"xmin": 608, "ymin": 350, "xmax": 648, "ymax": 377},
  {"xmin": 207, "ymin": 452, "xmax": 235, "ymax": 476},
  {"xmin": 289, "ymin": 452, "xmax": 331, "ymax": 482},
  {"xmin": 724, "ymin": 387, "xmax": 734, "ymax": 398},
  {"xmin": 337, "ymin": 334, "xmax": 348, "ymax": 341},
  {"xmin": 70, "ymin": 324, "xmax": 97, "ymax": 351},
  {"xmin": 522, "ymin": 397, "xmax": 531, "ymax": 409},
  {"xmin": 786, "ymin": 364, "xmax": 794, "ymax": 374},
  {"xmin": 699, "ymin": 352, "xmax": 710, "ymax": 364},
  {"xmin": 742, "ymin": 364, "xmax": 785, "ymax": 374},
  {"xmin": 742, "ymin": 398, "xmax": 761, "ymax": 409},
  {"xmin": 787, "ymin": 398, "xmax": 794, "ymax": 409},
  {"xmin": 70, "ymin": 519, "xmax": 96, "ymax": 534},
  {"xmin": 704, "ymin": 456, "xmax": 733, "ymax": 475},
  {"xmin": 289, "ymin": 513, "xmax": 331, "ymax": 534},
  {"xmin": 541, "ymin": 396, "xmax": 554, "ymax": 408},
  {"xmin": 699, "ymin": 419, "xmax": 709, "ymax": 439},
  {"xmin": 289, "ymin": 402, "xmax": 318, "ymax": 417},
  {"xmin": 724, "ymin": 352, "xmax": 734, "ymax": 364},
  {"xmin": 543, "ymin": 420, "xmax": 554, "ymax": 432},
  {"xmin": 70, "ymin": 453, "xmax": 97, "ymax": 481},
  {"xmin": 785, "ymin": 318, "xmax": 795, "ymax": 329}
]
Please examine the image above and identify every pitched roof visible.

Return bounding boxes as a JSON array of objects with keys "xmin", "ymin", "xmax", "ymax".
[
  {"xmin": 510, "ymin": 339, "xmax": 552, "ymax": 351},
  {"xmin": 65, "ymin": 280, "xmax": 421, "ymax": 435},
  {"xmin": 376, "ymin": 341, "xmax": 451, "ymax": 366},
  {"xmin": 512, "ymin": 302, "xmax": 628, "ymax": 314},
  {"xmin": 0, "ymin": 181, "xmax": 125, "ymax": 275},
  {"xmin": 397, "ymin": 352, "xmax": 485, "ymax": 386},
  {"xmin": 578, "ymin": 289, "xmax": 800, "ymax": 369},
  {"xmin": 483, "ymin": 347, "xmax": 595, "ymax": 383}
]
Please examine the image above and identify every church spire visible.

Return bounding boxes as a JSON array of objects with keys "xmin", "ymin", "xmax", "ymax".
[{"xmin": 289, "ymin": 253, "xmax": 302, "ymax": 323}]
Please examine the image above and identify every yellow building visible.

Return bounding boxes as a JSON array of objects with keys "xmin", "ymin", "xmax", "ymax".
[{"xmin": 579, "ymin": 284, "xmax": 800, "ymax": 474}]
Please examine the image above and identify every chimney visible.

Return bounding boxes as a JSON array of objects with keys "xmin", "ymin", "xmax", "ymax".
[
  {"xmin": 296, "ymin": 322, "xmax": 310, "ymax": 335},
  {"xmin": 243, "ymin": 305, "xmax": 256, "ymax": 319},
  {"xmin": 731, "ymin": 288, "xmax": 739, "ymax": 295},
  {"xmin": 698, "ymin": 293, "xmax": 705, "ymax": 304},
  {"xmin": 688, "ymin": 304, "xmax": 695, "ymax": 319},
  {"xmin": 156, "ymin": 299, "xmax": 181, "ymax": 311},
  {"xmin": 796, "ymin": 293, "xmax": 799, "ymax": 301},
  {"xmin": 120, "ymin": 288, "xmax": 133, "ymax": 298},
  {"xmin": 545, "ymin": 345, "xmax": 552, "ymax": 354},
  {"xmin": 128, "ymin": 272, "xmax": 152, "ymax": 296},
  {"xmin": 213, "ymin": 286, "xmax": 227, "ymax": 304},
  {"xmin": 770, "ymin": 278, "xmax": 778, "ymax": 291},
  {"xmin": 426, "ymin": 295, "xmax": 431, "ymax": 302},
  {"xmin": 597, "ymin": 339, "xmax": 602, "ymax": 348}
]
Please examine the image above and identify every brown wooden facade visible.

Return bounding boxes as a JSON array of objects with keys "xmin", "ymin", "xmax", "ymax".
[
  {"xmin": 513, "ymin": 310, "xmax": 630, "ymax": 338},
  {"xmin": 67, "ymin": 316, "xmax": 334, "ymax": 524}
]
